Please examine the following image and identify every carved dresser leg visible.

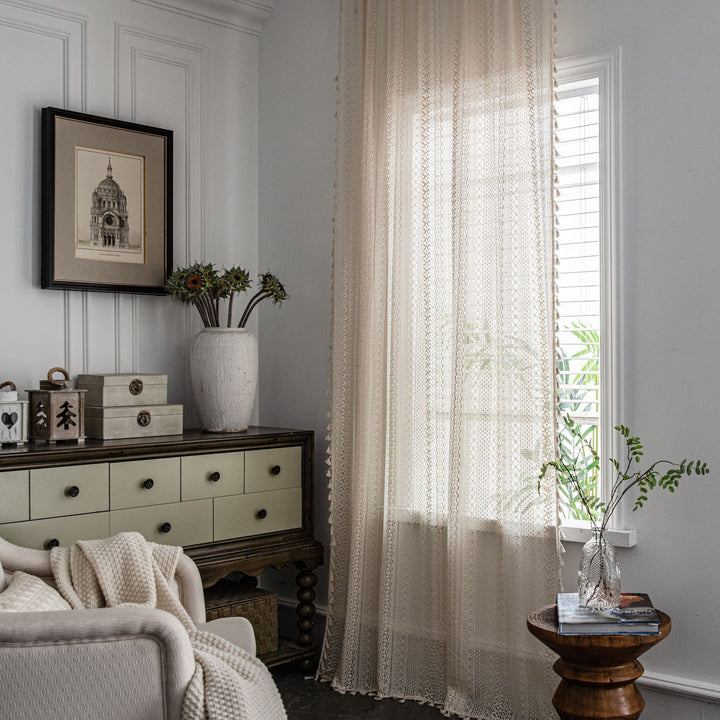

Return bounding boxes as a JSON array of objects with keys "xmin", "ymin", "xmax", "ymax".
[{"xmin": 295, "ymin": 565, "xmax": 318, "ymax": 673}]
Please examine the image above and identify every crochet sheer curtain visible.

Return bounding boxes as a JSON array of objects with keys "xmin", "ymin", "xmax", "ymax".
[{"xmin": 320, "ymin": 2, "xmax": 560, "ymax": 718}]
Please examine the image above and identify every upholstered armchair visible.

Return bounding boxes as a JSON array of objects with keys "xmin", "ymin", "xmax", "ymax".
[{"xmin": 0, "ymin": 537, "xmax": 257, "ymax": 720}]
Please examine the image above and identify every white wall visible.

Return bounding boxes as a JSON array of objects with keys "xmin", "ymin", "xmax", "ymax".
[
  {"xmin": 258, "ymin": 0, "xmax": 338, "ymax": 604},
  {"xmin": 258, "ymin": 1, "xmax": 720, "ymax": 717},
  {"xmin": 557, "ymin": 2, "xmax": 720, "ymax": 717},
  {"xmin": 1, "ymin": 0, "xmax": 270, "ymax": 426}
]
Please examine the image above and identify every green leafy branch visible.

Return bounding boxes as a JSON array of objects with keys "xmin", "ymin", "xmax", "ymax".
[{"xmin": 539, "ymin": 415, "xmax": 709, "ymax": 533}]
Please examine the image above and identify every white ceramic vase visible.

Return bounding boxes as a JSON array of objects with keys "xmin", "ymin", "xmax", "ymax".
[{"xmin": 190, "ymin": 328, "xmax": 258, "ymax": 432}]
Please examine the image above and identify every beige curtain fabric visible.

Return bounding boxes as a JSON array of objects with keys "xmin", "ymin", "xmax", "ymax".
[{"xmin": 320, "ymin": 1, "xmax": 560, "ymax": 718}]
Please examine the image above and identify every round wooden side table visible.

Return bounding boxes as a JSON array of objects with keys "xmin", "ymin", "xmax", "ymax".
[{"xmin": 527, "ymin": 604, "xmax": 671, "ymax": 720}]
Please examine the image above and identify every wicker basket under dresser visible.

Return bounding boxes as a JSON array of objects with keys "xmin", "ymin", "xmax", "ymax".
[{"xmin": 0, "ymin": 426, "xmax": 323, "ymax": 671}]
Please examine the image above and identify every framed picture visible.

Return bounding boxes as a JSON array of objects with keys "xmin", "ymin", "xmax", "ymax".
[{"xmin": 42, "ymin": 107, "xmax": 172, "ymax": 294}]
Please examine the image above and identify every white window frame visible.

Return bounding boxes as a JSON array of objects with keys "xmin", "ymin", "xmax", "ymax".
[{"xmin": 555, "ymin": 50, "xmax": 634, "ymax": 546}]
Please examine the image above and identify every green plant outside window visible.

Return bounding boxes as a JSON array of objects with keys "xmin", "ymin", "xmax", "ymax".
[{"xmin": 557, "ymin": 323, "xmax": 600, "ymax": 521}]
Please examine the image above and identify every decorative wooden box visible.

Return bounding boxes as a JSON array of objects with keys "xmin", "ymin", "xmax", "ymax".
[
  {"xmin": 28, "ymin": 368, "xmax": 86, "ymax": 444},
  {"xmin": 76, "ymin": 374, "xmax": 168, "ymax": 407},
  {"xmin": 84, "ymin": 403, "xmax": 183, "ymax": 440},
  {"xmin": 0, "ymin": 382, "xmax": 28, "ymax": 446},
  {"xmin": 204, "ymin": 578, "xmax": 278, "ymax": 656}
]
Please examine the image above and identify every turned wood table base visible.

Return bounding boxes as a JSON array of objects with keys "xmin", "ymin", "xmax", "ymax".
[
  {"xmin": 527, "ymin": 604, "xmax": 671, "ymax": 720},
  {"xmin": 295, "ymin": 561, "xmax": 320, "ymax": 673}
]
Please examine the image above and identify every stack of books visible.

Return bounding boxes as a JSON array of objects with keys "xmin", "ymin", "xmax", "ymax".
[{"xmin": 556, "ymin": 592, "xmax": 660, "ymax": 635}]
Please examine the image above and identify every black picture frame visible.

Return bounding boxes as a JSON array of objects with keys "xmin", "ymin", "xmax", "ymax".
[{"xmin": 41, "ymin": 107, "xmax": 173, "ymax": 295}]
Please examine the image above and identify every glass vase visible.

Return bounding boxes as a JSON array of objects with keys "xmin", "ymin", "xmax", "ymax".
[{"xmin": 578, "ymin": 529, "xmax": 621, "ymax": 608}]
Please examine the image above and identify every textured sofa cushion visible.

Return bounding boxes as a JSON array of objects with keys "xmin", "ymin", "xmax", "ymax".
[
  {"xmin": 0, "ymin": 571, "xmax": 71, "ymax": 612},
  {"xmin": 0, "ymin": 559, "xmax": 6, "ymax": 593}
]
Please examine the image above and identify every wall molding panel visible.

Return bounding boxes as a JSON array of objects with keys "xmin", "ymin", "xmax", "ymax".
[
  {"xmin": 0, "ymin": 0, "xmax": 86, "ymax": 111},
  {"xmin": 0, "ymin": 0, "xmax": 86, "ymax": 382},
  {"xmin": 130, "ymin": 0, "xmax": 273, "ymax": 36},
  {"xmin": 113, "ymin": 23, "xmax": 206, "ymax": 378},
  {"xmin": 0, "ymin": 19, "xmax": 71, "ymax": 109},
  {"xmin": 5, "ymin": 0, "xmax": 259, "ymax": 410},
  {"xmin": 116, "ymin": 23, "xmax": 206, "ymax": 262}
]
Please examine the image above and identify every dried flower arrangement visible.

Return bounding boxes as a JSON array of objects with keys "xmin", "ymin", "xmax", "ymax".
[{"xmin": 165, "ymin": 262, "xmax": 288, "ymax": 328}]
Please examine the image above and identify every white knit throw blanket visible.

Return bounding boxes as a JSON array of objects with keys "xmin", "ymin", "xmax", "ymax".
[{"xmin": 50, "ymin": 532, "xmax": 287, "ymax": 720}]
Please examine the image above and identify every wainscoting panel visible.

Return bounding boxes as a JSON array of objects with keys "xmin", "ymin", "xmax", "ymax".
[
  {"xmin": 114, "ymin": 24, "xmax": 206, "ymax": 404},
  {"xmin": 0, "ymin": 0, "xmax": 86, "ymax": 386},
  {"xmin": 130, "ymin": 0, "xmax": 273, "ymax": 36},
  {"xmin": 3, "ymin": 0, "xmax": 263, "ymax": 422}
]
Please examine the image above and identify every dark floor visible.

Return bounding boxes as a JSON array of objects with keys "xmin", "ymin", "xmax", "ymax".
[{"xmin": 272, "ymin": 665, "xmax": 451, "ymax": 720}]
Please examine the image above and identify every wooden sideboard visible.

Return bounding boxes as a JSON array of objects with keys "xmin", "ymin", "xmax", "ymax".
[{"xmin": 0, "ymin": 426, "xmax": 324, "ymax": 670}]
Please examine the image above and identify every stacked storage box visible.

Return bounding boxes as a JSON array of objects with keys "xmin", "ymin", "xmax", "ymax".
[
  {"xmin": 77, "ymin": 374, "xmax": 183, "ymax": 440},
  {"xmin": 204, "ymin": 577, "xmax": 278, "ymax": 656}
]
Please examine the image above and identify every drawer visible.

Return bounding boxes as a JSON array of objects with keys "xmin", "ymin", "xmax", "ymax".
[
  {"xmin": 30, "ymin": 464, "xmax": 109, "ymax": 519},
  {"xmin": 244, "ymin": 446, "xmax": 302, "ymax": 494},
  {"xmin": 214, "ymin": 487, "xmax": 302, "ymax": 541},
  {"xmin": 0, "ymin": 512, "xmax": 110, "ymax": 551},
  {"xmin": 110, "ymin": 499, "xmax": 213, "ymax": 547},
  {"xmin": 110, "ymin": 458, "xmax": 181, "ymax": 509},
  {"xmin": 181, "ymin": 452, "xmax": 244, "ymax": 501},
  {"xmin": 0, "ymin": 470, "xmax": 29, "ymax": 523}
]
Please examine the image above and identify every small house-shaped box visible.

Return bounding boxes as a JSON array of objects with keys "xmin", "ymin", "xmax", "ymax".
[
  {"xmin": 0, "ymin": 381, "xmax": 28, "ymax": 445},
  {"xmin": 27, "ymin": 367, "xmax": 86, "ymax": 444}
]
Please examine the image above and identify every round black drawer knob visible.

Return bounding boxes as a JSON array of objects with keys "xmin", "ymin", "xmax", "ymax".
[
  {"xmin": 159, "ymin": 522, "xmax": 172, "ymax": 534},
  {"xmin": 209, "ymin": 471, "xmax": 221, "ymax": 482},
  {"xmin": 65, "ymin": 485, "xmax": 80, "ymax": 498},
  {"xmin": 44, "ymin": 538, "xmax": 60, "ymax": 550},
  {"xmin": 142, "ymin": 478, "xmax": 155, "ymax": 490},
  {"xmin": 256, "ymin": 508, "xmax": 268, "ymax": 520},
  {"xmin": 270, "ymin": 465, "xmax": 282, "ymax": 476}
]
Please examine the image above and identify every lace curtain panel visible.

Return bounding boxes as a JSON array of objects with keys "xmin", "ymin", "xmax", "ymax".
[{"xmin": 320, "ymin": 2, "xmax": 560, "ymax": 718}]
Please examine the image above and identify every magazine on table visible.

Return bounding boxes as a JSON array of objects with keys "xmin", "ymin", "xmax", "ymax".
[{"xmin": 556, "ymin": 592, "xmax": 660, "ymax": 635}]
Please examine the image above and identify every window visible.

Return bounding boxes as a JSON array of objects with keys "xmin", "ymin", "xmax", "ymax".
[
  {"xmin": 395, "ymin": 80, "xmax": 556, "ymax": 525},
  {"xmin": 394, "ymin": 54, "xmax": 621, "ymax": 533},
  {"xmin": 555, "ymin": 53, "xmax": 620, "ymax": 527}
]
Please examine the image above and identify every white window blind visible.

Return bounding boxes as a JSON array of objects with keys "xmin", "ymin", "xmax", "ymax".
[{"xmin": 555, "ymin": 75, "xmax": 602, "ymax": 518}]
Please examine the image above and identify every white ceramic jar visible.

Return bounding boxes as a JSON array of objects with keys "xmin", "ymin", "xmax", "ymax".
[{"xmin": 190, "ymin": 328, "xmax": 258, "ymax": 432}]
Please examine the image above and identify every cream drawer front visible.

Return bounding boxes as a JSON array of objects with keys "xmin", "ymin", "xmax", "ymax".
[
  {"xmin": 244, "ymin": 446, "xmax": 302, "ymax": 494},
  {"xmin": 214, "ymin": 487, "xmax": 302, "ymax": 541},
  {"xmin": 110, "ymin": 499, "xmax": 213, "ymax": 547},
  {"xmin": 181, "ymin": 452, "xmax": 244, "ymax": 500},
  {"xmin": 0, "ymin": 512, "xmax": 110, "ymax": 551},
  {"xmin": 110, "ymin": 458, "xmax": 181, "ymax": 509},
  {"xmin": 0, "ymin": 470, "xmax": 29, "ymax": 523},
  {"xmin": 30, "ymin": 464, "xmax": 109, "ymax": 519}
]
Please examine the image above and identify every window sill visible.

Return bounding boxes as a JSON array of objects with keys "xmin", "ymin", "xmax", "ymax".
[{"xmin": 560, "ymin": 520, "xmax": 637, "ymax": 548}]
